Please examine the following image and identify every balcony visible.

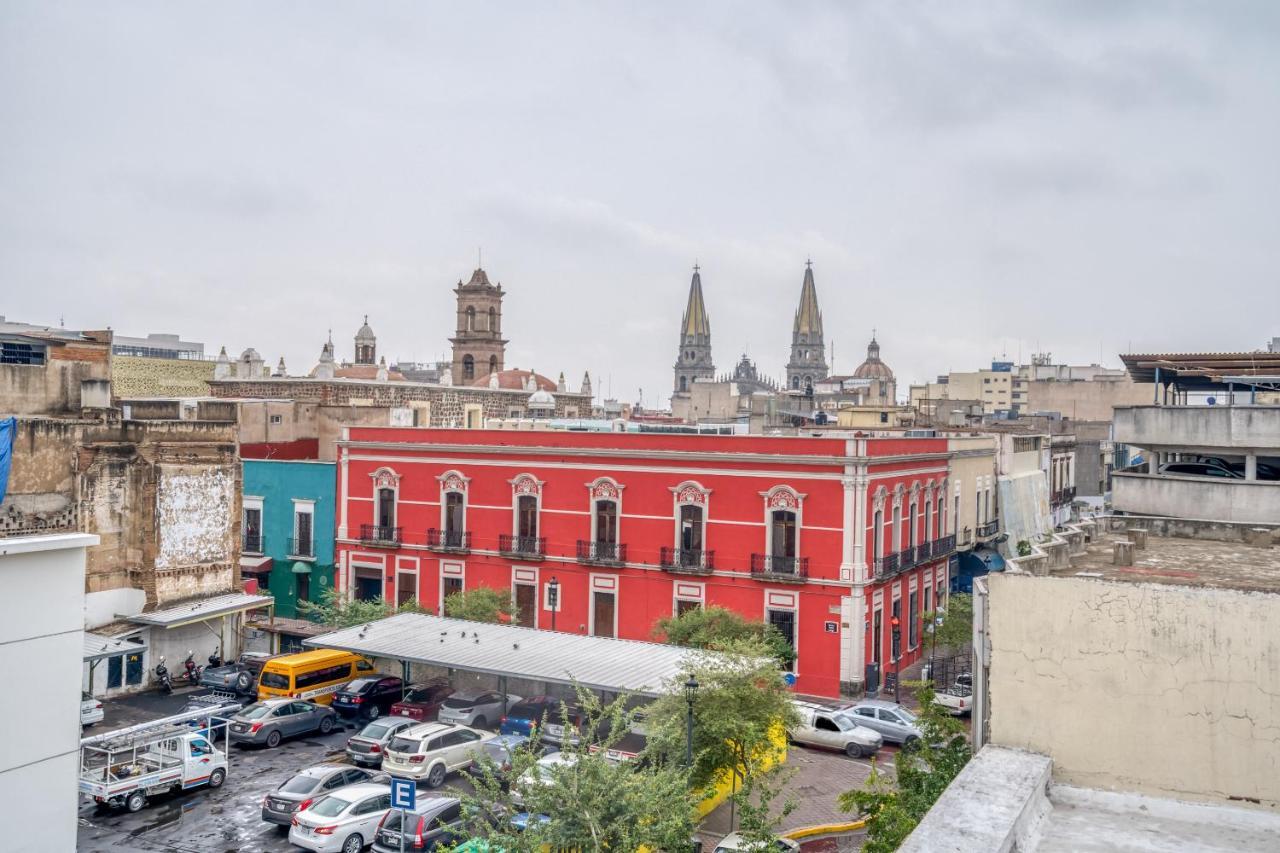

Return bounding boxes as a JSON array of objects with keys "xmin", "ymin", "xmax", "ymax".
[
  {"xmin": 659, "ymin": 547, "xmax": 715, "ymax": 575},
  {"xmin": 359, "ymin": 524, "xmax": 402, "ymax": 547},
  {"xmin": 750, "ymin": 554, "xmax": 809, "ymax": 582},
  {"xmin": 287, "ymin": 537, "xmax": 315, "ymax": 559},
  {"xmin": 977, "ymin": 520, "xmax": 999, "ymax": 539},
  {"xmin": 933, "ymin": 534, "xmax": 956, "ymax": 556},
  {"xmin": 242, "ymin": 532, "xmax": 264, "ymax": 555},
  {"xmin": 426, "ymin": 528, "xmax": 470, "ymax": 554},
  {"xmin": 576, "ymin": 540, "xmax": 627, "ymax": 567},
  {"xmin": 872, "ymin": 551, "xmax": 901, "ymax": 580},
  {"xmin": 498, "ymin": 534, "xmax": 545, "ymax": 561}
]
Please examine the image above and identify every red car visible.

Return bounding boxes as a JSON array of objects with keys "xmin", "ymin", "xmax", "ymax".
[{"xmin": 389, "ymin": 680, "xmax": 455, "ymax": 721}]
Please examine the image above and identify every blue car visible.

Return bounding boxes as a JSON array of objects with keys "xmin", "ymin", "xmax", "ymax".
[{"xmin": 498, "ymin": 697, "xmax": 559, "ymax": 738}]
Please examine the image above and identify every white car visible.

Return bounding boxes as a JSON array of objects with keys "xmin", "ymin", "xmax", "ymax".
[
  {"xmin": 437, "ymin": 689, "xmax": 522, "ymax": 729},
  {"xmin": 789, "ymin": 700, "xmax": 882, "ymax": 758},
  {"xmin": 81, "ymin": 691, "xmax": 104, "ymax": 727},
  {"xmin": 381, "ymin": 721, "xmax": 495, "ymax": 787},
  {"xmin": 713, "ymin": 832, "xmax": 800, "ymax": 852},
  {"xmin": 511, "ymin": 751, "xmax": 578, "ymax": 806},
  {"xmin": 288, "ymin": 781, "xmax": 392, "ymax": 853}
]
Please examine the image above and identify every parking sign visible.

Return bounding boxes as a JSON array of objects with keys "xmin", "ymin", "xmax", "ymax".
[{"xmin": 389, "ymin": 776, "xmax": 416, "ymax": 811}]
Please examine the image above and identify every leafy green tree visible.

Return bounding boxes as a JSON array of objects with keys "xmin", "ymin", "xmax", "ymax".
[
  {"xmin": 443, "ymin": 586, "xmax": 517, "ymax": 624},
  {"xmin": 298, "ymin": 588, "xmax": 391, "ymax": 627},
  {"xmin": 654, "ymin": 605, "xmax": 796, "ymax": 667},
  {"xmin": 730, "ymin": 765, "xmax": 797, "ymax": 851},
  {"xmin": 643, "ymin": 640, "xmax": 799, "ymax": 795},
  {"xmin": 454, "ymin": 688, "xmax": 694, "ymax": 852},
  {"xmin": 924, "ymin": 592, "xmax": 972, "ymax": 655},
  {"xmin": 838, "ymin": 683, "xmax": 972, "ymax": 852}
]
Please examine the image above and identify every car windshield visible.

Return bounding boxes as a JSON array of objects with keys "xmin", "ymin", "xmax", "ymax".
[
  {"xmin": 832, "ymin": 714, "xmax": 858, "ymax": 731},
  {"xmin": 309, "ymin": 796, "xmax": 350, "ymax": 818},
  {"xmin": 388, "ymin": 736, "xmax": 421, "ymax": 753},
  {"xmin": 344, "ymin": 678, "xmax": 379, "ymax": 693},
  {"xmin": 893, "ymin": 707, "xmax": 918, "ymax": 723},
  {"xmin": 507, "ymin": 703, "xmax": 545, "ymax": 719},
  {"xmin": 361, "ymin": 721, "xmax": 398, "ymax": 738},
  {"xmin": 259, "ymin": 671, "xmax": 290, "ymax": 689},
  {"xmin": 239, "ymin": 703, "xmax": 274, "ymax": 720},
  {"xmin": 442, "ymin": 694, "xmax": 482, "ymax": 708},
  {"xmin": 280, "ymin": 775, "xmax": 320, "ymax": 794}
]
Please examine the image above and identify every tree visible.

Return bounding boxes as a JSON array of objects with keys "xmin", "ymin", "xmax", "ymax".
[
  {"xmin": 443, "ymin": 586, "xmax": 516, "ymax": 624},
  {"xmin": 838, "ymin": 682, "xmax": 972, "ymax": 852},
  {"xmin": 455, "ymin": 688, "xmax": 695, "ymax": 852},
  {"xmin": 297, "ymin": 588, "xmax": 391, "ymax": 628},
  {"xmin": 654, "ymin": 605, "xmax": 796, "ymax": 667},
  {"xmin": 644, "ymin": 640, "xmax": 799, "ymax": 797},
  {"xmin": 730, "ymin": 764, "xmax": 797, "ymax": 851},
  {"xmin": 924, "ymin": 592, "xmax": 972, "ymax": 655}
]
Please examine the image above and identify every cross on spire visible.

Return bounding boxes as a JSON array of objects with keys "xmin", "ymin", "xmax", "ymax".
[
  {"xmin": 806, "ymin": 257, "xmax": 813, "ymax": 269},
  {"xmin": 693, "ymin": 260, "xmax": 700, "ymax": 273}
]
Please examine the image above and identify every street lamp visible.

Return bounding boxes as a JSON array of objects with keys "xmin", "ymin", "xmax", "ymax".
[
  {"xmin": 684, "ymin": 674, "xmax": 699, "ymax": 768},
  {"xmin": 548, "ymin": 576, "xmax": 559, "ymax": 632},
  {"xmin": 890, "ymin": 616, "xmax": 902, "ymax": 705}
]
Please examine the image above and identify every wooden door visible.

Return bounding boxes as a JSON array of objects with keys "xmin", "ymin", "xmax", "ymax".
[
  {"xmin": 514, "ymin": 584, "xmax": 536, "ymax": 628},
  {"xmin": 592, "ymin": 591, "xmax": 615, "ymax": 638}
]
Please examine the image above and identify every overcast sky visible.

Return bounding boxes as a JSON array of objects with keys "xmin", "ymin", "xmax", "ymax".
[{"xmin": 3, "ymin": 2, "xmax": 1278, "ymax": 406}]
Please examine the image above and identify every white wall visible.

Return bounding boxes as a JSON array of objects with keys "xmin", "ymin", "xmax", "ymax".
[
  {"xmin": 0, "ymin": 533, "xmax": 98, "ymax": 853},
  {"xmin": 84, "ymin": 586, "xmax": 146, "ymax": 631}
]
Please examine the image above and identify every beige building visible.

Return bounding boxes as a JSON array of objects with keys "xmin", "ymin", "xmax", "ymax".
[{"xmin": 945, "ymin": 435, "xmax": 1000, "ymax": 552}]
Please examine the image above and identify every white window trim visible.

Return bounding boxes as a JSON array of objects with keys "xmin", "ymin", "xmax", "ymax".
[
  {"xmin": 509, "ymin": 474, "xmax": 544, "ymax": 538},
  {"xmin": 672, "ymin": 581, "xmax": 705, "ymax": 615},
  {"xmin": 394, "ymin": 557, "xmax": 419, "ymax": 610},
  {"xmin": 764, "ymin": 590, "xmax": 799, "ymax": 672},
  {"xmin": 586, "ymin": 477, "xmax": 624, "ymax": 543},
  {"xmin": 437, "ymin": 470, "xmax": 470, "ymax": 534},
  {"xmin": 670, "ymin": 480, "xmax": 710, "ymax": 550},
  {"xmin": 439, "ymin": 560, "xmax": 465, "ymax": 614},
  {"xmin": 588, "ymin": 574, "xmax": 618, "ymax": 638},
  {"xmin": 463, "ymin": 404, "xmax": 484, "ymax": 429},
  {"xmin": 512, "ymin": 566, "xmax": 539, "ymax": 627},
  {"xmin": 761, "ymin": 485, "xmax": 804, "ymax": 562},
  {"xmin": 292, "ymin": 499, "xmax": 316, "ymax": 560}
]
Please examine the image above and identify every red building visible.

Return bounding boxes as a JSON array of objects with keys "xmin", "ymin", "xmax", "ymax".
[{"xmin": 333, "ymin": 428, "xmax": 957, "ymax": 698}]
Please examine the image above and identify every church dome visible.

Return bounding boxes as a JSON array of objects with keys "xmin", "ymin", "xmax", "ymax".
[
  {"xmin": 853, "ymin": 337, "xmax": 894, "ymax": 380},
  {"xmin": 527, "ymin": 388, "xmax": 556, "ymax": 412},
  {"xmin": 355, "ymin": 315, "xmax": 376, "ymax": 342}
]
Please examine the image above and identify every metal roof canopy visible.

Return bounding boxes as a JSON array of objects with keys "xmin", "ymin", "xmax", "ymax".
[
  {"xmin": 128, "ymin": 592, "xmax": 274, "ymax": 629},
  {"xmin": 305, "ymin": 612, "xmax": 713, "ymax": 698},
  {"xmin": 84, "ymin": 631, "xmax": 148, "ymax": 662},
  {"xmin": 1121, "ymin": 352, "xmax": 1280, "ymax": 390}
]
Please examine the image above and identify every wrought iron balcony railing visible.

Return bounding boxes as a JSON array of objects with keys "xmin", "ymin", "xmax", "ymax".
[
  {"xmin": 659, "ymin": 547, "xmax": 715, "ymax": 575},
  {"xmin": 426, "ymin": 528, "xmax": 470, "ymax": 553},
  {"xmin": 977, "ymin": 520, "xmax": 999, "ymax": 538},
  {"xmin": 287, "ymin": 537, "xmax": 315, "ymax": 559},
  {"xmin": 359, "ymin": 524, "xmax": 402, "ymax": 546},
  {"xmin": 498, "ymin": 534, "xmax": 545, "ymax": 559},
  {"xmin": 576, "ymin": 540, "xmax": 626, "ymax": 566},
  {"xmin": 749, "ymin": 553, "xmax": 809, "ymax": 581},
  {"xmin": 242, "ymin": 532, "xmax": 264, "ymax": 555},
  {"xmin": 933, "ymin": 534, "xmax": 956, "ymax": 556},
  {"xmin": 872, "ymin": 551, "xmax": 901, "ymax": 580}
]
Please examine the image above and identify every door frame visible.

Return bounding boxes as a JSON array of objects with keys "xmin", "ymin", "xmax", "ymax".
[
  {"xmin": 588, "ymin": 574, "xmax": 618, "ymax": 638},
  {"xmin": 512, "ymin": 566, "xmax": 539, "ymax": 629}
]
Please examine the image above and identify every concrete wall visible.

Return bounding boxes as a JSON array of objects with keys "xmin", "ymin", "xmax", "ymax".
[
  {"xmin": 1115, "ymin": 405, "xmax": 1280, "ymax": 452},
  {"xmin": 0, "ymin": 338, "xmax": 111, "ymax": 416},
  {"xmin": 1026, "ymin": 377, "xmax": 1152, "ymax": 421},
  {"xmin": 111, "ymin": 354, "xmax": 215, "ymax": 398},
  {"xmin": 0, "ymin": 533, "xmax": 97, "ymax": 853},
  {"xmin": 987, "ymin": 571, "xmax": 1280, "ymax": 807},
  {"xmin": 1113, "ymin": 472, "xmax": 1280, "ymax": 525}
]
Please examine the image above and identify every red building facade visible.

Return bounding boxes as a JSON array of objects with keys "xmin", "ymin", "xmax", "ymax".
[{"xmin": 333, "ymin": 428, "xmax": 957, "ymax": 698}]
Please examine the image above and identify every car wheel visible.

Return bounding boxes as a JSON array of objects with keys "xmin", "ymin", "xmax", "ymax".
[
  {"xmin": 209, "ymin": 768, "xmax": 226, "ymax": 788},
  {"xmin": 126, "ymin": 791, "xmax": 146, "ymax": 813},
  {"xmin": 844, "ymin": 742, "xmax": 863, "ymax": 758},
  {"xmin": 426, "ymin": 763, "xmax": 446, "ymax": 788},
  {"xmin": 341, "ymin": 833, "xmax": 364, "ymax": 853},
  {"xmin": 902, "ymin": 735, "xmax": 920, "ymax": 752},
  {"xmin": 473, "ymin": 716, "xmax": 487, "ymax": 729},
  {"xmin": 366, "ymin": 705, "xmax": 380, "ymax": 720},
  {"xmin": 265, "ymin": 730, "xmax": 282, "ymax": 748},
  {"xmin": 319, "ymin": 715, "xmax": 335, "ymax": 734},
  {"xmin": 235, "ymin": 672, "xmax": 253, "ymax": 693}
]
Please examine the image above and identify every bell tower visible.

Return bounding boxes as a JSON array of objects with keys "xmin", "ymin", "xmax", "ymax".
[
  {"xmin": 449, "ymin": 267, "xmax": 507, "ymax": 385},
  {"xmin": 673, "ymin": 265, "xmax": 715, "ymax": 395}
]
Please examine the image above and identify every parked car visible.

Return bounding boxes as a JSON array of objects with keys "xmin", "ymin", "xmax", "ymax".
[
  {"xmin": 1225, "ymin": 461, "xmax": 1280, "ymax": 481},
  {"xmin": 498, "ymin": 696, "xmax": 562, "ymax": 739},
  {"xmin": 288, "ymin": 781, "xmax": 392, "ymax": 853},
  {"xmin": 540, "ymin": 702, "xmax": 587, "ymax": 747},
  {"xmin": 333, "ymin": 675, "xmax": 405, "ymax": 720},
  {"xmin": 382, "ymin": 721, "xmax": 495, "ymax": 787},
  {"xmin": 181, "ymin": 691, "xmax": 248, "ymax": 742},
  {"xmin": 788, "ymin": 701, "xmax": 882, "ymax": 757},
  {"xmin": 81, "ymin": 691, "xmax": 104, "ymax": 727},
  {"xmin": 512, "ymin": 751, "xmax": 578, "ymax": 806},
  {"xmin": 261, "ymin": 764, "xmax": 377, "ymax": 827},
  {"xmin": 229, "ymin": 698, "xmax": 337, "ymax": 748},
  {"xmin": 933, "ymin": 676, "xmax": 973, "ymax": 717},
  {"xmin": 714, "ymin": 832, "xmax": 800, "ymax": 852},
  {"xmin": 200, "ymin": 651, "xmax": 275, "ymax": 696},
  {"xmin": 1159, "ymin": 461, "xmax": 1241, "ymax": 479},
  {"xmin": 437, "ymin": 689, "xmax": 521, "ymax": 729},
  {"xmin": 846, "ymin": 700, "xmax": 923, "ymax": 747},
  {"xmin": 346, "ymin": 717, "xmax": 417, "ymax": 767},
  {"xmin": 389, "ymin": 679, "xmax": 455, "ymax": 722},
  {"xmin": 371, "ymin": 795, "xmax": 466, "ymax": 852}
]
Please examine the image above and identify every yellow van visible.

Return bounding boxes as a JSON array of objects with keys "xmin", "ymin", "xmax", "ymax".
[{"xmin": 256, "ymin": 649, "xmax": 375, "ymax": 704}]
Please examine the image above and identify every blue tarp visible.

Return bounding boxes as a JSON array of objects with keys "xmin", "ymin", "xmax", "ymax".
[
  {"xmin": 0, "ymin": 417, "xmax": 15, "ymax": 505},
  {"xmin": 952, "ymin": 546, "xmax": 1006, "ymax": 594}
]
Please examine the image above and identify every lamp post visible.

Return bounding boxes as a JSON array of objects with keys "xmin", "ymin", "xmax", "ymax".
[
  {"xmin": 684, "ymin": 674, "xmax": 698, "ymax": 768},
  {"xmin": 891, "ymin": 616, "xmax": 902, "ymax": 705},
  {"xmin": 548, "ymin": 576, "xmax": 559, "ymax": 632}
]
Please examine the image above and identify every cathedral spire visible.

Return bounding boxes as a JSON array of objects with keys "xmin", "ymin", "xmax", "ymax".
[
  {"xmin": 681, "ymin": 264, "xmax": 711, "ymax": 338},
  {"xmin": 793, "ymin": 261, "xmax": 823, "ymax": 337},
  {"xmin": 673, "ymin": 265, "xmax": 715, "ymax": 395},
  {"xmin": 786, "ymin": 260, "xmax": 828, "ymax": 391}
]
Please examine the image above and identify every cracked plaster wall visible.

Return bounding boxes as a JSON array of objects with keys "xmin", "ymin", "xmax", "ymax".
[{"xmin": 988, "ymin": 572, "xmax": 1280, "ymax": 807}]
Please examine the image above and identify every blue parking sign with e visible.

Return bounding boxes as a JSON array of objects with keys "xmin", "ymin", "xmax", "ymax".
[{"xmin": 390, "ymin": 777, "xmax": 416, "ymax": 811}]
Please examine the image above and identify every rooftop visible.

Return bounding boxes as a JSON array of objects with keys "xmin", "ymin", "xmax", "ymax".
[{"xmin": 1054, "ymin": 530, "xmax": 1280, "ymax": 594}]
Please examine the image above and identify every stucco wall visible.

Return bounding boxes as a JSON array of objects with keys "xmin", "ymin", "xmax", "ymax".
[
  {"xmin": 988, "ymin": 572, "xmax": 1280, "ymax": 806},
  {"xmin": 1113, "ymin": 472, "xmax": 1280, "ymax": 525},
  {"xmin": 155, "ymin": 466, "xmax": 235, "ymax": 569},
  {"xmin": 111, "ymin": 354, "xmax": 215, "ymax": 398},
  {"xmin": 1026, "ymin": 377, "xmax": 1153, "ymax": 421},
  {"xmin": 1114, "ymin": 405, "xmax": 1280, "ymax": 452}
]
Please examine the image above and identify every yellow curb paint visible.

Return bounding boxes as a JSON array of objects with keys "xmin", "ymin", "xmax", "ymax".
[{"xmin": 782, "ymin": 819, "xmax": 868, "ymax": 840}]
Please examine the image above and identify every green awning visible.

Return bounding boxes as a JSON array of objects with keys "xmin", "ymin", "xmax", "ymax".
[{"xmin": 291, "ymin": 561, "xmax": 313, "ymax": 575}]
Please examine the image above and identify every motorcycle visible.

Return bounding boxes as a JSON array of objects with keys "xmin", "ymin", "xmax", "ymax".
[
  {"xmin": 182, "ymin": 650, "xmax": 203, "ymax": 685},
  {"xmin": 155, "ymin": 657, "xmax": 172, "ymax": 694},
  {"xmin": 207, "ymin": 650, "xmax": 222, "ymax": 669}
]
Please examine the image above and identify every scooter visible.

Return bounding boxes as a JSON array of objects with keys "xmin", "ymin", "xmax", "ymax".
[
  {"xmin": 182, "ymin": 650, "xmax": 203, "ymax": 685},
  {"xmin": 155, "ymin": 657, "xmax": 172, "ymax": 694},
  {"xmin": 207, "ymin": 650, "xmax": 222, "ymax": 669}
]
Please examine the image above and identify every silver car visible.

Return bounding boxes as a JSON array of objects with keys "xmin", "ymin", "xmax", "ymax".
[
  {"xmin": 846, "ymin": 700, "xmax": 923, "ymax": 747},
  {"xmin": 228, "ymin": 698, "xmax": 337, "ymax": 748},
  {"xmin": 346, "ymin": 717, "xmax": 416, "ymax": 767},
  {"xmin": 288, "ymin": 781, "xmax": 392, "ymax": 853},
  {"xmin": 260, "ymin": 764, "xmax": 376, "ymax": 826},
  {"xmin": 437, "ymin": 689, "xmax": 522, "ymax": 729}
]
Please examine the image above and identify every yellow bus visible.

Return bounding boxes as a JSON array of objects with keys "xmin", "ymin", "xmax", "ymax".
[{"xmin": 256, "ymin": 649, "xmax": 376, "ymax": 704}]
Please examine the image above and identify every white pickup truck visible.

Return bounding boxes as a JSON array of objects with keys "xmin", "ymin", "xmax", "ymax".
[
  {"xmin": 934, "ymin": 674, "xmax": 973, "ymax": 716},
  {"xmin": 79, "ymin": 702, "xmax": 238, "ymax": 812},
  {"xmin": 789, "ymin": 701, "xmax": 884, "ymax": 758}
]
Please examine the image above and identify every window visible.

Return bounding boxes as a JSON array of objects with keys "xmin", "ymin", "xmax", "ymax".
[
  {"xmin": 924, "ymin": 501, "xmax": 933, "ymax": 545},
  {"xmin": 676, "ymin": 598, "xmax": 701, "ymax": 616},
  {"xmin": 296, "ymin": 572, "xmax": 310, "ymax": 604},
  {"xmin": 872, "ymin": 509, "xmax": 883, "ymax": 558},
  {"xmin": 815, "ymin": 716, "xmax": 840, "ymax": 733},
  {"xmin": 488, "ymin": 307, "xmax": 497, "ymax": 331},
  {"xmin": 243, "ymin": 502, "xmax": 263, "ymax": 554},
  {"xmin": 489, "ymin": 355, "xmax": 498, "ymax": 375},
  {"xmin": 891, "ymin": 504, "xmax": 901, "ymax": 553},
  {"xmin": 269, "ymin": 413, "xmax": 283, "ymax": 425},
  {"xmin": 879, "ymin": 412, "xmax": 888, "ymax": 424},
  {"xmin": 465, "ymin": 306, "xmax": 476, "ymax": 331},
  {"xmin": 907, "ymin": 502, "xmax": 917, "ymax": 549},
  {"xmin": 594, "ymin": 500, "xmax": 618, "ymax": 545},
  {"xmin": 462, "ymin": 354, "xmax": 475, "ymax": 380},
  {"xmin": 770, "ymin": 510, "xmax": 797, "ymax": 559},
  {"xmin": 679, "ymin": 376, "xmax": 687, "ymax": 392},
  {"xmin": 767, "ymin": 609, "xmax": 796, "ymax": 671},
  {"xmin": 679, "ymin": 504, "xmax": 704, "ymax": 553},
  {"xmin": 377, "ymin": 488, "xmax": 396, "ymax": 531},
  {"xmin": 296, "ymin": 664, "xmax": 354, "ymax": 689},
  {"xmin": 908, "ymin": 590, "xmax": 919, "ymax": 648},
  {"xmin": 923, "ymin": 585, "xmax": 932, "ymax": 622},
  {"xmin": 443, "ymin": 576, "xmax": 463, "ymax": 598},
  {"xmin": 872, "ymin": 609, "xmax": 882, "ymax": 664},
  {"xmin": 0, "ymin": 340, "xmax": 46, "ymax": 365},
  {"xmin": 444, "ymin": 492, "xmax": 465, "ymax": 535},
  {"xmin": 517, "ymin": 495, "xmax": 538, "ymax": 539},
  {"xmin": 464, "ymin": 405, "xmax": 483, "ymax": 429},
  {"xmin": 293, "ymin": 503, "xmax": 314, "ymax": 558}
]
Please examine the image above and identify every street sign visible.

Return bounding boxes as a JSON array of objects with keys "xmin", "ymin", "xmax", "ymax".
[
  {"xmin": 783, "ymin": 672, "xmax": 797, "ymax": 687},
  {"xmin": 823, "ymin": 621, "xmax": 838, "ymax": 633},
  {"xmin": 389, "ymin": 776, "xmax": 416, "ymax": 811}
]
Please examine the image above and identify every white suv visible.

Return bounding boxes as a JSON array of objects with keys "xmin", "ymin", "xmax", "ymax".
[{"xmin": 381, "ymin": 722, "xmax": 494, "ymax": 787}]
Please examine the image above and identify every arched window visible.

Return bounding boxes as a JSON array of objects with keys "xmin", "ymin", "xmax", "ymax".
[
  {"xmin": 924, "ymin": 500, "xmax": 933, "ymax": 545},
  {"xmin": 488, "ymin": 355, "xmax": 497, "ymax": 376},
  {"xmin": 679, "ymin": 376, "xmax": 688, "ymax": 392},
  {"xmin": 908, "ymin": 501, "xmax": 917, "ymax": 549},
  {"xmin": 873, "ymin": 509, "xmax": 883, "ymax": 559},
  {"xmin": 466, "ymin": 306, "xmax": 476, "ymax": 331},
  {"xmin": 791, "ymin": 376, "xmax": 800, "ymax": 390},
  {"xmin": 488, "ymin": 307, "xmax": 497, "ymax": 331},
  {"xmin": 462, "ymin": 355, "xmax": 475, "ymax": 380}
]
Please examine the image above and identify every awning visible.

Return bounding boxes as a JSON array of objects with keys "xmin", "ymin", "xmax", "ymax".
[
  {"xmin": 128, "ymin": 592, "xmax": 274, "ymax": 629},
  {"xmin": 305, "ymin": 612, "xmax": 722, "ymax": 698},
  {"xmin": 291, "ymin": 560, "xmax": 312, "ymax": 575},
  {"xmin": 83, "ymin": 631, "xmax": 148, "ymax": 662},
  {"xmin": 240, "ymin": 554, "xmax": 273, "ymax": 572},
  {"xmin": 959, "ymin": 546, "xmax": 1006, "ymax": 576}
]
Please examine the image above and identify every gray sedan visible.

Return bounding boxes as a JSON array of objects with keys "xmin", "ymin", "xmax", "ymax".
[
  {"xmin": 261, "ymin": 764, "xmax": 377, "ymax": 826},
  {"xmin": 846, "ymin": 700, "xmax": 923, "ymax": 747},
  {"xmin": 229, "ymin": 698, "xmax": 337, "ymax": 748}
]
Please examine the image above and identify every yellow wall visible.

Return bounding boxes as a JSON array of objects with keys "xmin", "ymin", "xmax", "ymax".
[{"xmin": 112, "ymin": 355, "xmax": 216, "ymax": 398}]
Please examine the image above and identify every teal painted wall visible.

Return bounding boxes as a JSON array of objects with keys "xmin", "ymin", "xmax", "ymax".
[{"xmin": 243, "ymin": 459, "xmax": 337, "ymax": 618}]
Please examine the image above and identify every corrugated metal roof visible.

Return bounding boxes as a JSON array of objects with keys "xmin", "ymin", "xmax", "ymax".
[
  {"xmin": 128, "ymin": 592, "xmax": 274, "ymax": 627},
  {"xmin": 83, "ymin": 631, "xmax": 148, "ymax": 661},
  {"xmin": 305, "ymin": 612, "xmax": 708, "ymax": 697}
]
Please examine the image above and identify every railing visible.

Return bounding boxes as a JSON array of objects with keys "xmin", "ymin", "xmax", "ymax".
[
  {"xmin": 749, "ymin": 554, "xmax": 809, "ymax": 580},
  {"xmin": 242, "ymin": 532, "xmax": 264, "ymax": 555},
  {"xmin": 659, "ymin": 547, "xmax": 715, "ymax": 575},
  {"xmin": 977, "ymin": 520, "xmax": 999, "ymax": 538},
  {"xmin": 427, "ymin": 528, "xmax": 471, "ymax": 552},
  {"xmin": 899, "ymin": 546, "xmax": 918, "ymax": 571},
  {"xmin": 498, "ymin": 534, "xmax": 545, "ymax": 559},
  {"xmin": 359, "ymin": 524, "xmax": 402, "ymax": 546},
  {"xmin": 933, "ymin": 534, "xmax": 956, "ymax": 556},
  {"xmin": 287, "ymin": 537, "xmax": 314, "ymax": 559},
  {"xmin": 872, "ymin": 551, "xmax": 900, "ymax": 580},
  {"xmin": 576, "ymin": 540, "xmax": 626, "ymax": 566},
  {"xmin": 1064, "ymin": 487, "xmax": 1076, "ymax": 502}
]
